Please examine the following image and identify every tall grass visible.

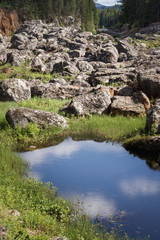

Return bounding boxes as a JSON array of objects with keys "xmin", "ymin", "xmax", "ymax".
[{"xmin": 68, "ymin": 114, "xmax": 146, "ymax": 142}]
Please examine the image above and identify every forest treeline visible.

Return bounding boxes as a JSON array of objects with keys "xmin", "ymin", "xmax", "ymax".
[
  {"xmin": 98, "ymin": 6, "xmax": 121, "ymax": 29},
  {"xmin": 98, "ymin": 0, "xmax": 160, "ymax": 29},
  {"xmin": 0, "ymin": 0, "xmax": 159, "ymax": 31},
  {"xmin": 0, "ymin": 0, "xmax": 98, "ymax": 32},
  {"xmin": 120, "ymin": 0, "xmax": 160, "ymax": 27}
]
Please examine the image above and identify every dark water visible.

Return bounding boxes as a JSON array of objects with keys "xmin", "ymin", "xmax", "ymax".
[{"xmin": 20, "ymin": 137, "xmax": 160, "ymax": 239}]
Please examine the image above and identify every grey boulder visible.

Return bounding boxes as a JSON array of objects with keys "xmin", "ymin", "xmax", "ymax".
[
  {"xmin": 137, "ymin": 72, "xmax": 160, "ymax": 99},
  {"xmin": 61, "ymin": 87, "xmax": 112, "ymax": 116},
  {"xmin": 0, "ymin": 78, "xmax": 31, "ymax": 102},
  {"xmin": 6, "ymin": 107, "xmax": 68, "ymax": 128},
  {"xmin": 111, "ymin": 95, "xmax": 146, "ymax": 117},
  {"xmin": 146, "ymin": 98, "xmax": 160, "ymax": 134}
]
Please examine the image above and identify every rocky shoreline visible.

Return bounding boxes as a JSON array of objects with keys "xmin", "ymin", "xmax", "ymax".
[{"xmin": 0, "ymin": 20, "xmax": 159, "ymax": 158}]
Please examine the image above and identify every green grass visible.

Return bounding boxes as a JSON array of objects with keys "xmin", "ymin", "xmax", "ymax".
[
  {"xmin": 19, "ymin": 97, "xmax": 70, "ymax": 114},
  {"xmin": 0, "ymin": 63, "xmax": 61, "ymax": 83},
  {"xmin": 131, "ymin": 37, "xmax": 160, "ymax": 49},
  {"xmin": 68, "ymin": 114, "xmax": 145, "ymax": 142}
]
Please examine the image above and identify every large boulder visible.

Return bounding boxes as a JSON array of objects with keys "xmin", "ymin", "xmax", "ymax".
[
  {"xmin": 85, "ymin": 44, "xmax": 118, "ymax": 64},
  {"xmin": 137, "ymin": 72, "xmax": 160, "ymax": 99},
  {"xmin": 117, "ymin": 85, "xmax": 134, "ymax": 96},
  {"xmin": 0, "ymin": 78, "xmax": 31, "ymax": 102},
  {"xmin": 6, "ymin": 107, "xmax": 68, "ymax": 128},
  {"xmin": 76, "ymin": 61, "xmax": 94, "ymax": 72},
  {"xmin": 11, "ymin": 34, "xmax": 38, "ymax": 50},
  {"xmin": 61, "ymin": 87, "xmax": 112, "ymax": 116},
  {"xmin": 146, "ymin": 98, "xmax": 160, "ymax": 134},
  {"xmin": 116, "ymin": 40, "xmax": 138, "ymax": 60},
  {"xmin": 96, "ymin": 45, "xmax": 119, "ymax": 63},
  {"xmin": 88, "ymin": 68, "xmax": 134, "ymax": 87},
  {"xmin": 111, "ymin": 93, "xmax": 147, "ymax": 117},
  {"xmin": 63, "ymin": 64, "xmax": 79, "ymax": 75},
  {"xmin": 31, "ymin": 56, "xmax": 46, "ymax": 73},
  {"xmin": 7, "ymin": 49, "xmax": 32, "ymax": 66}
]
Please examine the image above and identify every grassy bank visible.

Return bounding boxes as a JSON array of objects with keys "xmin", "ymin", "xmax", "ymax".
[
  {"xmin": 0, "ymin": 98, "xmax": 147, "ymax": 239},
  {"xmin": 0, "ymin": 98, "xmax": 146, "ymax": 151},
  {"xmin": 0, "ymin": 149, "xmax": 135, "ymax": 240}
]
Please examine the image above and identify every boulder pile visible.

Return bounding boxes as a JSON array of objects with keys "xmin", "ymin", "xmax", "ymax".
[{"xmin": 0, "ymin": 20, "xmax": 159, "ymax": 132}]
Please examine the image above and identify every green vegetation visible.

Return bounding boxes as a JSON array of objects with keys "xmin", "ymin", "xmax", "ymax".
[
  {"xmin": 0, "ymin": 96, "xmax": 147, "ymax": 239},
  {"xmin": 0, "ymin": 63, "xmax": 61, "ymax": 83},
  {"xmin": 0, "ymin": 98, "xmax": 146, "ymax": 151},
  {"xmin": 119, "ymin": 0, "xmax": 160, "ymax": 27},
  {"xmin": 0, "ymin": 0, "xmax": 98, "ymax": 32},
  {"xmin": 98, "ymin": 6, "xmax": 121, "ymax": 29},
  {"xmin": 136, "ymin": 37, "xmax": 160, "ymax": 49}
]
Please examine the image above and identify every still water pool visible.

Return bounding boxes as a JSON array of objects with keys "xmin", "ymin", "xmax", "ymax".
[{"xmin": 20, "ymin": 137, "xmax": 160, "ymax": 239}]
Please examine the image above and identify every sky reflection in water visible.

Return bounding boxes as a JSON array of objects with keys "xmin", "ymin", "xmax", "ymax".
[{"xmin": 20, "ymin": 137, "xmax": 160, "ymax": 239}]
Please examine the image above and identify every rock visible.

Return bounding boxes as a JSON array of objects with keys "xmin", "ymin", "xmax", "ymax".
[
  {"xmin": 45, "ymin": 38, "xmax": 59, "ymax": 52},
  {"xmin": 31, "ymin": 56, "xmax": 46, "ymax": 72},
  {"xmin": 76, "ymin": 61, "xmax": 94, "ymax": 72},
  {"xmin": 116, "ymin": 40, "xmax": 138, "ymax": 59},
  {"xmin": 0, "ymin": 225, "xmax": 7, "ymax": 238},
  {"xmin": 74, "ymin": 73, "xmax": 90, "ymax": 82},
  {"xmin": 65, "ymin": 39, "xmax": 86, "ymax": 50},
  {"xmin": 64, "ymin": 64, "xmax": 79, "ymax": 75},
  {"xmin": 6, "ymin": 107, "xmax": 68, "ymax": 128},
  {"xmin": 137, "ymin": 72, "xmax": 160, "ymax": 99},
  {"xmin": 111, "ymin": 95, "xmax": 146, "ymax": 117},
  {"xmin": 133, "ymin": 91, "xmax": 150, "ymax": 112},
  {"xmin": 61, "ymin": 87, "xmax": 111, "ymax": 116},
  {"xmin": 0, "ymin": 32, "xmax": 7, "ymax": 43},
  {"xmin": 88, "ymin": 68, "xmax": 133, "ymax": 87},
  {"xmin": 135, "ymin": 33, "xmax": 147, "ymax": 40},
  {"xmin": 89, "ymin": 61, "xmax": 107, "ymax": 70},
  {"xmin": 96, "ymin": 45, "xmax": 119, "ymax": 63},
  {"xmin": 118, "ymin": 52, "xmax": 127, "ymax": 62},
  {"xmin": 140, "ymin": 22, "xmax": 160, "ymax": 34},
  {"xmin": 52, "ymin": 237, "xmax": 69, "ymax": 240},
  {"xmin": 9, "ymin": 209, "xmax": 21, "ymax": 217},
  {"xmin": 28, "ymin": 79, "xmax": 42, "ymax": 87},
  {"xmin": 146, "ymin": 98, "xmax": 160, "ymax": 134},
  {"xmin": 153, "ymin": 50, "xmax": 160, "ymax": 56},
  {"xmin": 49, "ymin": 78, "xmax": 68, "ymax": 85},
  {"xmin": 117, "ymin": 85, "xmax": 134, "ymax": 96},
  {"xmin": 0, "ymin": 46, "xmax": 8, "ymax": 63},
  {"xmin": 11, "ymin": 34, "xmax": 38, "ymax": 50},
  {"xmin": 71, "ymin": 79, "xmax": 91, "ymax": 88},
  {"xmin": 0, "ymin": 78, "xmax": 31, "ymax": 102},
  {"xmin": 31, "ymin": 83, "xmax": 89, "ymax": 100},
  {"xmin": 68, "ymin": 50, "xmax": 85, "ymax": 58},
  {"xmin": 139, "ymin": 43, "xmax": 147, "ymax": 48},
  {"xmin": 52, "ymin": 61, "xmax": 69, "ymax": 73},
  {"xmin": 7, "ymin": 49, "xmax": 32, "ymax": 66}
]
